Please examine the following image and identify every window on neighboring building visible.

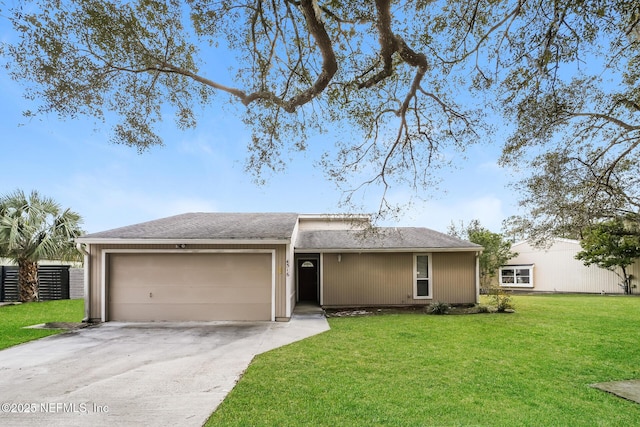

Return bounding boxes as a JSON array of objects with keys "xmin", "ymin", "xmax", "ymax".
[
  {"xmin": 499, "ymin": 265, "xmax": 534, "ymax": 288},
  {"xmin": 414, "ymin": 254, "xmax": 432, "ymax": 299}
]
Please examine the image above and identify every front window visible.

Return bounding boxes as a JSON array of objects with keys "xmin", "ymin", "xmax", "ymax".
[
  {"xmin": 500, "ymin": 265, "xmax": 534, "ymax": 288},
  {"xmin": 414, "ymin": 254, "xmax": 432, "ymax": 299}
]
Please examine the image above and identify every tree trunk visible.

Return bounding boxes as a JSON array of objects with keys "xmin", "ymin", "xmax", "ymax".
[
  {"xmin": 18, "ymin": 259, "xmax": 39, "ymax": 303},
  {"xmin": 621, "ymin": 266, "xmax": 631, "ymax": 295}
]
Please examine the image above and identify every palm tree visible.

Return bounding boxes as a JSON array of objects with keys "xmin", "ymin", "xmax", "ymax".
[{"xmin": 0, "ymin": 190, "xmax": 83, "ymax": 302}]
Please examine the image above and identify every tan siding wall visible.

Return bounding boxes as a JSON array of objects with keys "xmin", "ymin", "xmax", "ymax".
[
  {"xmin": 323, "ymin": 253, "xmax": 413, "ymax": 306},
  {"xmin": 322, "ymin": 252, "xmax": 477, "ymax": 307},
  {"xmin": 86, "ymin": 243, "xmax": 286, "ymax": 322},
  {"xmin": 88, "ymin": 244, "xmax": 101, "ymax": 321},
  {"xmin": 285, "ymin": 243, "xmax": 296, "ymax": 319},
  {"xmin": 432, "ymin": 252, "xmax": 477, "ymax": 304}
]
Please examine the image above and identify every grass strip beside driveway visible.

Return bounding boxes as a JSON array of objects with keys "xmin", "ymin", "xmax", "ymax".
[
  {"xmin": 0, "ymin": 299, "xmax": 84, "ymax": 350},
  {"xmin": 207, "ymin": 295, "xmax": 640, "ymax": 426}
]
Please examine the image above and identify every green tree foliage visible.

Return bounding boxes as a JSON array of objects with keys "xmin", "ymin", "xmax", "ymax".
[
  {"xmin": 503, "ymin": 147, "xmax": 640, "ymax": 245},
  {"xmin": 1, "ymin": 1, "xmax": 639, "ymax": 221},
  {"xmin": 448, "ymin": 220, "xmax": 517, "ymax": 291},
  {"xmin": 0, "ymin": 190, "xmax": 83, "ymax": 302},
  {"xmin": 575, "ymin": 218, "xmax": 640, "ymax": 294}
]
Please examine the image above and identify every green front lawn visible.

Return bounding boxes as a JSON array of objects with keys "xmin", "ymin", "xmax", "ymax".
[
  {"xmin": 207, "ymin": 295, "xmax": 640, "ymax": 426},
  {"xmin": 0, "ymin": 299, "xmax": 84, "ymax": 350}
]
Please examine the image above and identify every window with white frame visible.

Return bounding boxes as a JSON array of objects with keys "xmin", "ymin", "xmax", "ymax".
[
  {"xmin": 414, "ymin": 254, "xmax": 432, "ymax": 299},
  {"xmin": 499, "ymin": 265, "xmax": 534, "ymax": 288}
]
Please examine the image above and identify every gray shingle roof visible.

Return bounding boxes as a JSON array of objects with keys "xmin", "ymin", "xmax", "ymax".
[
  {"xmin": 295, "ymin": 228, "xmax": 481, "ymax": 251},
  {"xmin": 78, "ymin": 212, "xmax": 299, "ymax": 241},
  {"xmin": 78, "ymin": 213, "xmax": 481, "ymax": 251}
]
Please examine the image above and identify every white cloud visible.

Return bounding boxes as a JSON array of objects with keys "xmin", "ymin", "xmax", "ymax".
[
  {"xmin": 178, "ymin": 134, "xmax": 214, "ymax": 156},
  {"xmin": 162, "ymin": 197, "xmax": 218, "ymax": 216},
  {"xmin": 398, "ymin": 195, "xmax": 507, "ymax": 233},
  {"xmin": 56, "ymin": 171, "xmax": 219, "ymax": 233},
  {"xmin": 477, "ymin": 161, "xmax": 503, "ymax": 172}
]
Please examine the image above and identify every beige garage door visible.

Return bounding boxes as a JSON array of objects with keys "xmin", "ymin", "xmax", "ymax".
[{"xmin": 108, "ymin": 252, "xmax": 272, "ymax": 321}]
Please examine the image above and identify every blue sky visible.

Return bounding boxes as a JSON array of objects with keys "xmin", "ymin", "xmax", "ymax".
[{"xmin": 0, "ymin": 16, "xmax": 517, "ymax": 235}]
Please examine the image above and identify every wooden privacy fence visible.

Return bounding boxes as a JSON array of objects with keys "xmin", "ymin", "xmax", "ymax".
[{"xmin": 0, "ymin": 265, "xmax": 71, "ymax": 302}]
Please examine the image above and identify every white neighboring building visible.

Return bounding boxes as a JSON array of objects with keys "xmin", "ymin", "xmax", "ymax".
[{"xmin": 499, "ymin": 238, "xmax": 640, "ymax": 294}]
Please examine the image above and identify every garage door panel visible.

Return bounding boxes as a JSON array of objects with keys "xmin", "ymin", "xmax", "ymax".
[
  {"xmin": 108, "ymin": 252, "xmax": 273, "ymax": 321},
  {"xmin": 110, "ymin": 286, "xmax": 272, "ymax": 304},
  {"xmin": 111, "ymin": 253, "xmax": 271, "ymax": 286},
  {"xmin": 110, "ymin": 278, "xmax": 270, "ymax": 290},
  {"xmin": 110, "ymin": 302, "xmax": 271, "ymax": 322}
]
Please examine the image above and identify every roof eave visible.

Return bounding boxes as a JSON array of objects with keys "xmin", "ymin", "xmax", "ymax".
[
  {"xmin": 75, "ymin": 238, "xmax": 291, "ymax": 245},
  {"xmin": 295, "ymin": 246, "xmax": 483, "ymax": 253},
  {"xmin": 297, "ymin": 213, "xmax": 371, "ymax": 220}
]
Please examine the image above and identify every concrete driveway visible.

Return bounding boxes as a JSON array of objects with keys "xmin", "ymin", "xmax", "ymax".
[{"xmin": 0, "ymin": 313, "xmax": 329, "ymax": 426}]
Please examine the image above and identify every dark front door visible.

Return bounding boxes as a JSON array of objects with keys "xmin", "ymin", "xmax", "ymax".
[{"xmin": 298, "ymin": 258, "xmax": 318, "ymax": 302}]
